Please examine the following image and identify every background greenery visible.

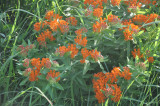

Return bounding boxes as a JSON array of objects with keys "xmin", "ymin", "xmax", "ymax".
[{"xmin": 0, "ymin": 0, "xmax": 160, "ymax": 106}]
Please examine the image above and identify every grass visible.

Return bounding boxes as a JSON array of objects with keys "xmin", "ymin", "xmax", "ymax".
[{"xmin": 0, "ymin": 0, "xmax": 160, "ymax": 106}]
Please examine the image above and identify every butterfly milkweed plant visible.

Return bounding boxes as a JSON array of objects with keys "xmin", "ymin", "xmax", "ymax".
[{"xmin": 1, "ymin": 0, "xmax": 160, "ymax": 106}]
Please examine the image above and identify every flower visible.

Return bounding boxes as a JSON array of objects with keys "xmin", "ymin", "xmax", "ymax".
[
  {"xmin": 29, "ymin": 70, "xmax": 41, "ymax": 82},
  {"xmin": 110, "ymin": 67, "xmax": 121, "ymax": 83},
  {"xmin": 135, "ymin": 62, "xmax": 146, "ymax": 70},
  {"xmin": 121, "ymin": 67, "xmax": 132, "ymax": 80},
  {"xmin": 31, "ymin": 58, "xmax": 42, "ymax": 71},
  {"xmin": 123, "ymin": 29, "xmax": 133, "ymax": 41},
  {"xmin": 132, "ymin": 14, "xmax": 147, "ymax": 24},
  {"xmin": 75, "ymin": 27, "xmax": 88, "ymax": 35},
  {"xmin": 34, "ymin": 22, "xmax": 41, "ymax": 31},
  {"xmin": 107, "ymin": 14, "xmax": 120, "ymax": 25},
  {"xmin": 23, "ymin": 68, "xmax": 32, "ymax": 76},
  {"xmin": 74, "ymin": 34, "xmax": 88, "ymax": 47},
  {"xmin": 37, "ymin": 29, "xmax": 56, "ymax": 46},
  {"xmin": 90, "ymin": 49, "xmax": 103, "ymax": 61},
  {"xmin": 131, "ymin": 48, "xmax": 144, "ymax": 59},
  {"xmin": 84, "ymin": 0, "xmax": 104, "ymax": 9},
  {"xmin": 49, "ymin": 20, "xmax": 59, "ymax": 32},
  {"xmin": 41, "ymin": 58, "xmax": 51, "ymax": 69},
  {"xmin": 147, "ymin": 57, "xmax": 154, "ymax": 63},
  {"xmin": 80, "ymin": 48, "xmax": 90, "ymax": 63},
  {"xmin": 46, "ymin": 70, "xmax": 60, "ymax": 82},
  {"xmin": 93, "ymin": 8, "xmax": 103, "ymax": 18},
  {"xmin": 56, "ymin": 46, "xmax": 67, "ymax": 56},
  {"xmin": 93, "ymin": 18, "xmax": 107, "ymax": 32},
  {"xmin": 111, "ymin": 84, "xmax": 122, "ymax": 102},
  {"xmin": 58, "ymin": 20, "xmax": 69, "ymax": 34},
  {"xmin": 111, "ymin": 0, "xmax": 121, "ymax": 6},
  {"xmin": 45, "ymin": 10, "xmax": 63, "ymax": 21},
  {"xmin": 92, "ymin": 72, "xmax": 108, "ymax": 103},
  {"xmin": 23, "ymin": 58, "xmax": 30, "ymax": 67},
  {"xmin": 66, "ymin": 17, "xmax": 77, "ymax": 26},
  {"xmin": 85, "ymin": 8, "xmax": 92, "ymax": 16},
  {"xmin": 67, "ymin": 44, "xmax": 79, "ymax": 59},
  {"xmin": 104, "ymin": 87, "xmax": 113, "ymax": 97}
]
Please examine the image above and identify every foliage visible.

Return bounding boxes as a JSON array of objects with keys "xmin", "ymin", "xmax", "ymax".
[{"xmin": 0, "ymin": 0, "xmax": 160, "ymax": 106}]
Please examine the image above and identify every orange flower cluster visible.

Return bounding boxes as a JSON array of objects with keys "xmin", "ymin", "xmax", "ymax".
[
  {"xmin": 111, "ymin": 0, "xmax": 121, "ymax": 6},
  {"xmin": 37, "ymin": 29, "xmax": 56, "ymax": 46},
  {"xmin": 80, "ymin": 49, "xmax": 103, "ymax": 63},
  {"xmin": 34, "ymin": 11, "xmax": 70, "ymax": 47},
  {"xmin": 46, "ymin": 70, "xmax": 60, "ymax": 82},
  {"xmin": 27, "ymin": 58, "xmax": 59, "ymax": 82},
  {"xmin": 17, "ymin": 44, "xmax": 35, "ymax": 56},
  {"xmin": 44, "ymin": 11, "xmax": 69, "ymax": 34},
  {"xmin": 131, "ymin": 48, "xmax": 144, "ymax": 59},
  {"xmin": 93, "ymin": 8, "xmax": 103, "ymax": 18},
  {"xmin": 132, "ymin": 49, "xmax": 155, "ymax": 63},
  {"xmin": 124, "ymin": 0, "xmax": 142, "ymax": 9},
  {"xmin": 34, "ymin": 22, "xmax": 42, "ymax": 32},
  {"xmin": 121, "ymin": 66, "xmax": 132, "ymax": 80},
  {"xmin": 93, "ymin": 18, "xmax": 108, "ymax": 32},
  {"xmin": 139, "ymin": 0, "xmax": 152, "ymax": 5},
  {"xmin": 66, "ymin": 17, "xmax": 77, "ymax": 26},
  {"xmin": 56, "ymin": 44, "xmax": 79, "ymax": 59},
  {"xmin": 58, "ymin": 20, "xmax": 69, "ymax": 34},
  {"xmin": 107, "ymin": 14, "xmax": 120, "ymax": 25},
  {"xmin": 75, "ymin": 27, "xmax": 88, "ymax": 36},
  {"xmin": 45, "ymin": 10, "xmax": 63, "ymax": 21},
  {"xmin": 124, "ymin": 24, "xmax": 139, "ymax": 41},
  {"xmin": 49, "ymin": 20, "xmax": 59, "ymax": 32},
  {"xmin": 67, "ymin": 44, "xmax": 79, "ymax": 58},
  {"xmin": 147, "ymin": 57, "xmax": 154, "ymax": 63},
  {"xmin": 123, "ymin": 29, "xmax": 133, "ymax": 41},
  {"xmin": 74, "ymin": 28, "xmax": 88, "ymax": 47},
  {"xmin": 74, "ymin": 34, "xmax": 87, "ymax": 47},
  {"xmin": 84, "ymin": 0, "xmax": 107, "ymax": 9},
  {"xmin": 132, "ymin": 14, "xmax": 158, "ymax": 24},
  {"xmin": 80, "ymin": 48, "xmax": 90, "ymax": 63},
  {"xmin": 92, "ymin": 67, "xmax": 132, "ymax": 103},
  {"xmin": 29, "ymin": 70, "xmax": 41, "ymax": 82},
  {"xmin": 90, "ymin": 49, "xmax": 103, "ymax": 61}
]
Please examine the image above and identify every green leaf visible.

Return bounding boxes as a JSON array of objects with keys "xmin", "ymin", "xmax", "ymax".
[
  {"xmin": 52, "ymin": 82, "xmax": 64, "ymax": 90},
  {"xmin": 83, "ymin": 61, "xmax": 90, "ymax": 75},
  {"xmin": 20, "ymin": 77, "xmax": 28, "ymax": 86}
]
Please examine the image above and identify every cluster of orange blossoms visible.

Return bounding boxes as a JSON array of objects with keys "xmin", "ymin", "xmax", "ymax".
[
  {"xmin": 66, "ymin": 17, "xmax": 78, "ymax": 26},
  {"xmin": 131, "ymin": 48, "xmax": 144, "ymax": 59},
  {"xmin": 37, "ymin": 29, "xmax": 56, "ymax": 46},
  {"xmin": 93, "ymin": 17, "xmax": 108, "ymax": 32},
  {"xmin": 56, "ymin": 44, "xmax": 79, "ymax": 59},
  {"xmin": 34, "ymin": 11, "xmax": 78, "ymax": 46},
  {"xmin": 93, "ymin": 8, "xmax": 103, "ymax": 18},
  {"xmin": 120, "ymin": 13, "xmax": 159, "ymax": 41},
  {"xmin": 80, "ymin": 49, "xmax": 103, "ymax": 63},
  {"xmin": 132, "ymin": 14, "xmax": 158, "ymax": 24},
  {"xmin": 120, "ymin": 19, "xmax": 139, "ymax": 41},
  {"xmin": 74, "ymin": 28, "xmax": 88, "ymax": 47},
  {"xmin": 84, "ymin": 0, "xmax": 108, "ymax": 9},
  {"xmin": 46, "ymin": 70, "xmax": 60, "ymax": 82},
  {"xmin": 22, "ymin": 58, "xmax": 60, "ymax": 82},
  {"xmin": 17, "ymin": 44, "xmax": 35, "ymax": 56},
  {"xmin": 93, "ymin": 67, "xmax": 132, "ymax": 103},
  {"xmin": 131, "ymin": 48, "xmax": 154, "ymax": 63},
  {"xmin": 111, "ymin": 0, "xmax": 121, "ymax": 6},
  {"xmin": 107, "ymin": 14, "xmax": 120, "ymax": 25}
]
